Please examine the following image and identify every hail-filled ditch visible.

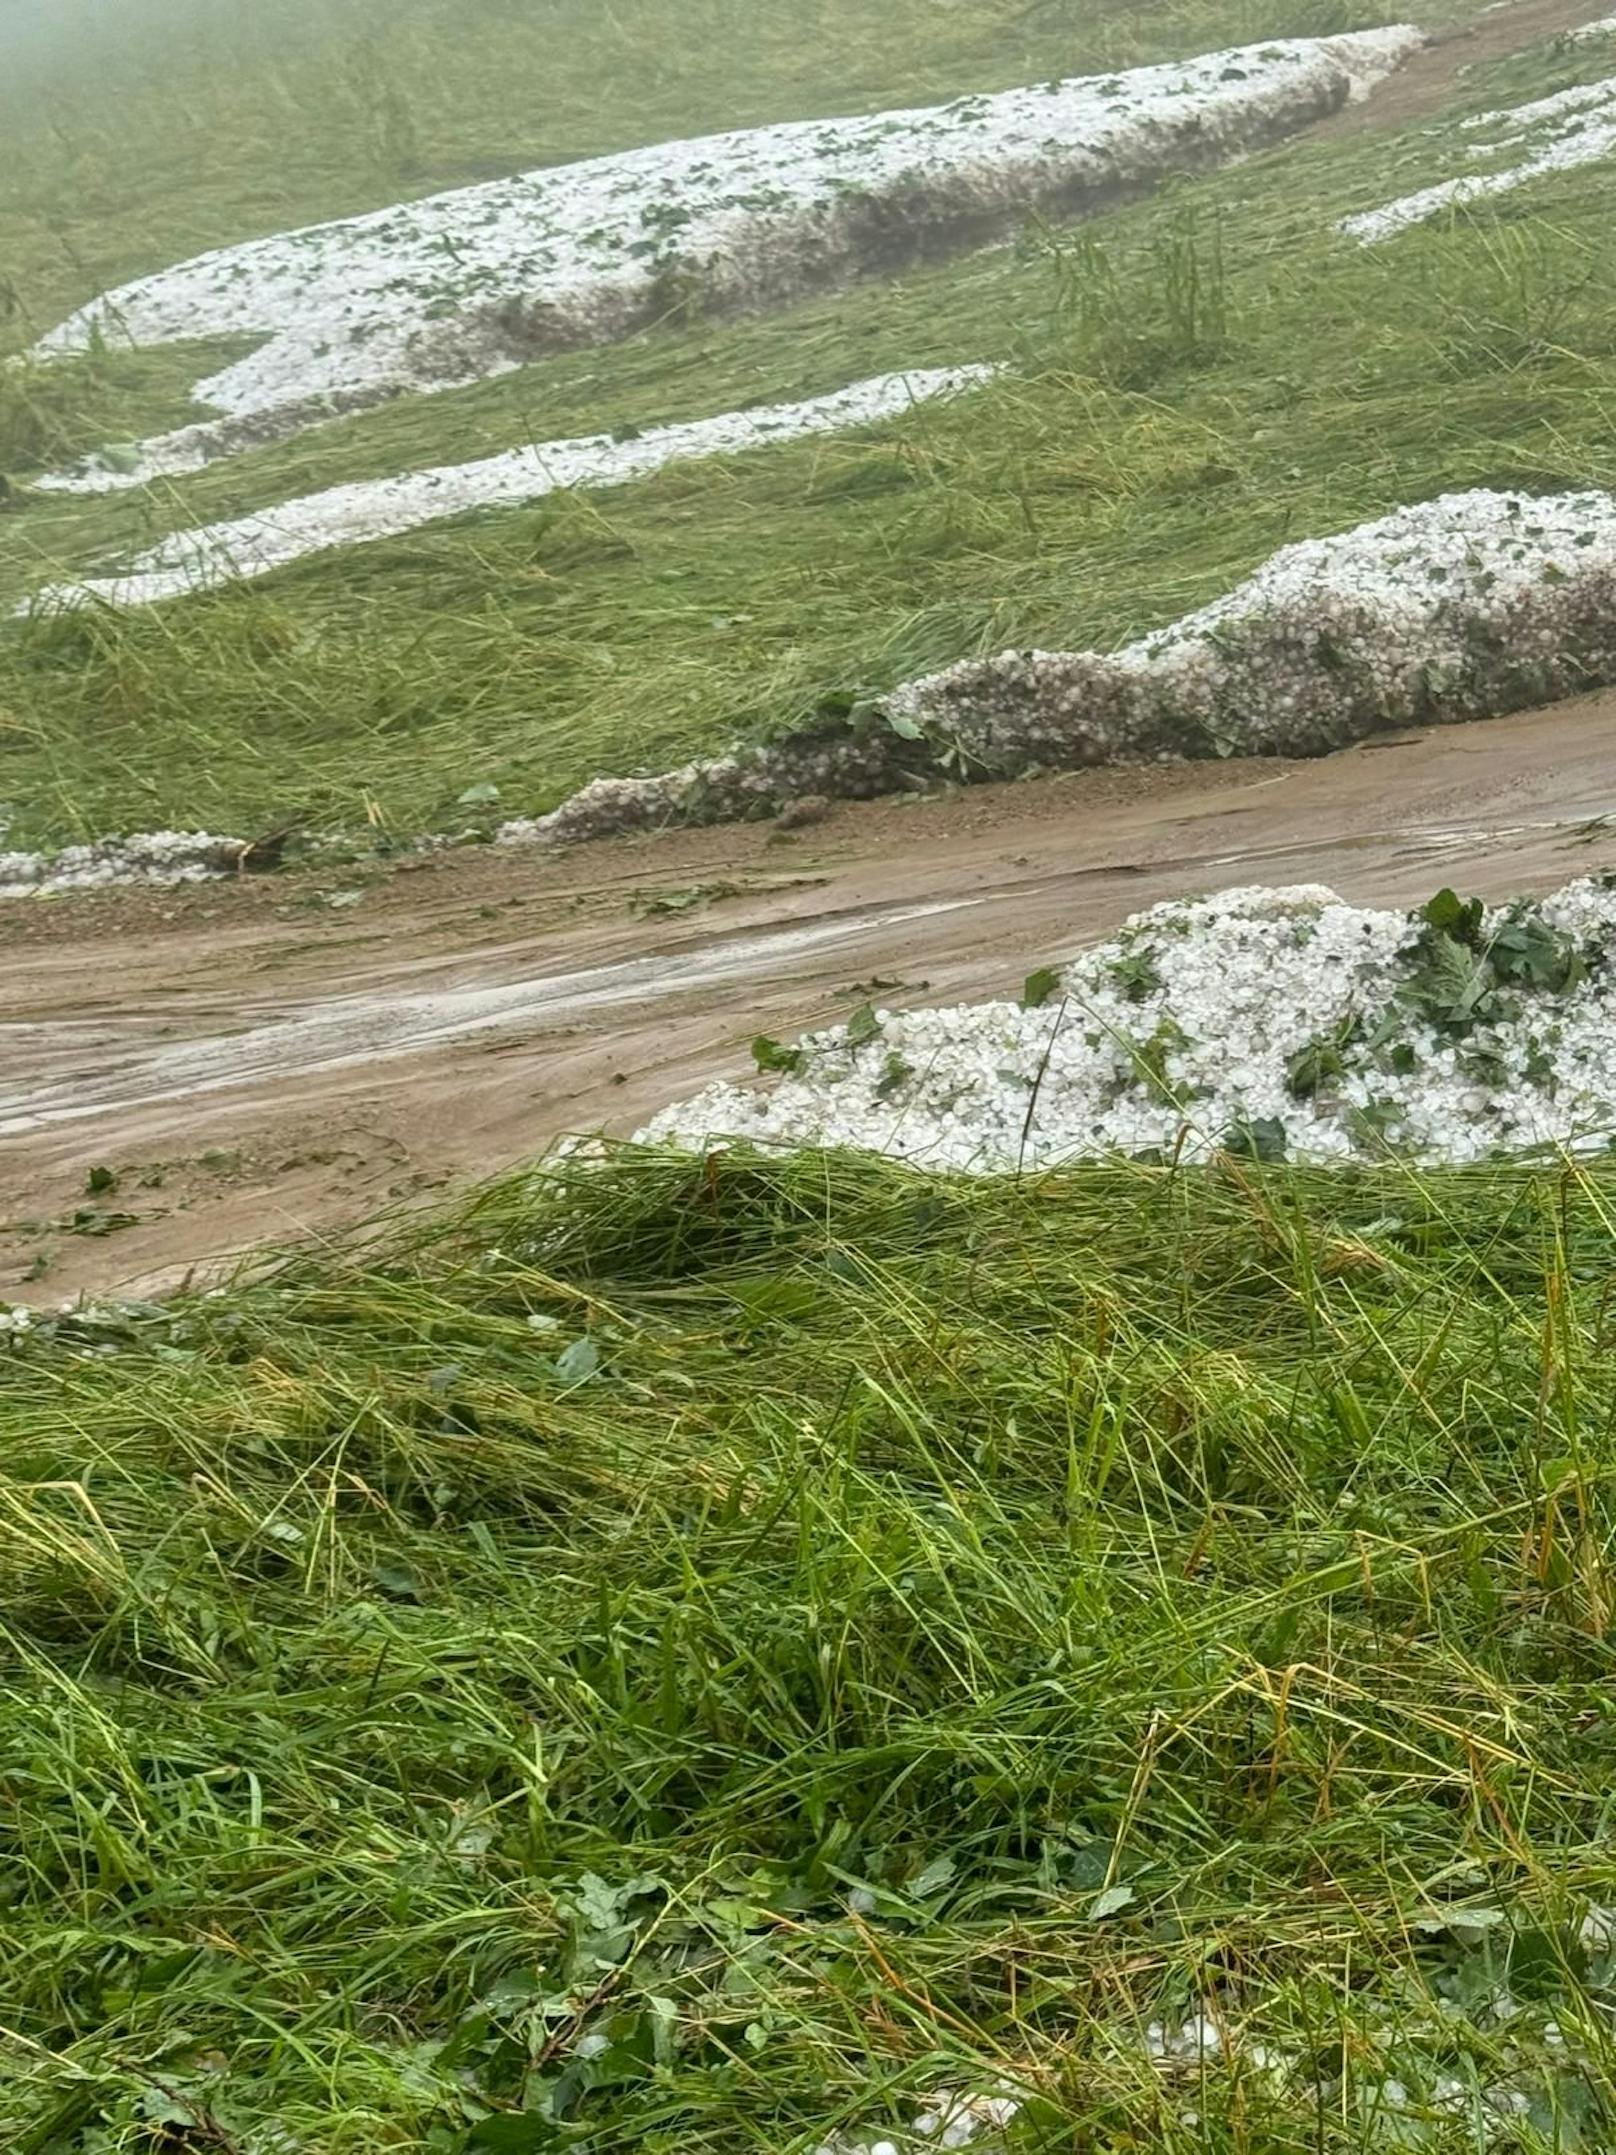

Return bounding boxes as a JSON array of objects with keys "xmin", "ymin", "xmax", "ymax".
[
  {"xmin": 27, "ymin": 28, "xmax": 1418, "ymax": 490},
  {"xmin": 640, "ymin": 878, "xmax": 1616, "ymax": 1170}
]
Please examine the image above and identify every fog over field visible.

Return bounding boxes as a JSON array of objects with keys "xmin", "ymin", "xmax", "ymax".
[{"xmin": 0, "ymin": 0, "xmax": 363, "ymax": 95}]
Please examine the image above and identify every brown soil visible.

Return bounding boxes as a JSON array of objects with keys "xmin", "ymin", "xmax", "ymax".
[
  {"xmin": 8, "ymin": 690, "xmax": 1616, "ymax": 1303},
  {"xmin": 1314, "ymin": 0, "xmax": 1611, "ymax": 137}
]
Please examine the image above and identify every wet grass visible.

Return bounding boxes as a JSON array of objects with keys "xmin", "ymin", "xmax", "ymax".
[
  {"xmin": 0, "ymin": 0, "xmax": 1409, "ymax": 345},
  {"xmin": 5, "ymin": 0, "xmax": 1603, "ymax": 850},
  {"xmin": 9, "ymin": 1145, "xmax": 1616, "ymax": 2147}
]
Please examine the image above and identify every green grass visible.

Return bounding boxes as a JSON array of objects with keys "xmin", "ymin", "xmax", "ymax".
[
  {"xmin": 10, "ymin": 1147, "xmax": 1616, "ymax": 2147},
  {"xmin": 0, "ymin": 0, "xmax": 1410, "ymax": 341},
  {"xmin": 5, "ymin": 0, "xmax": 1596, "ymax": 850},
  {"xmin": 10, "ymin": 10, "xmax": 1616, "ymax": 2146}
]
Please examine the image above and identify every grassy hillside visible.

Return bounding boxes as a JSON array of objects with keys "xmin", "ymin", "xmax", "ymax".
[
  {"xmin": 9, "ymin": 1, "xmax": 1613, "ymax": 854},
  {"xmin": 8, "ymin": 1147, "xmax": 1616, "ymax": 2148},
  {"xmin": 0, "ymin": 0, "xmax": 1408, "ymax": 333},
  {"xmin": 11, "ymin": 8, "xmax": 1616, "ymax": 2146}
]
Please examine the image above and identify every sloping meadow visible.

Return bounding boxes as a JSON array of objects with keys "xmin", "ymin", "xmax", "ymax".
[
  {"xmin": 25, "ymin": 30, "xmax": 1418, "ymax": 492},
  {"xmin": 8, "ymin": 1147, "xmax": 1616, "ymax": 2146},
  {"xmin": 12, "ymin": 476, "xmax": 1616, "ymax": 892},
  {"xmin": 6, "ymin": 3, "xmax": 1616, "ymax": 858}
]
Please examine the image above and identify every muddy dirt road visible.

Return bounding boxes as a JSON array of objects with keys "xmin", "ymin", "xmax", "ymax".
[
  {"xmin": 1314, "ymin": 0, "xmax": 1611, "ymax": 136},
  {"xmin": 5, "ymin": 690, "xmax": 1616, "ymax": 1300}
]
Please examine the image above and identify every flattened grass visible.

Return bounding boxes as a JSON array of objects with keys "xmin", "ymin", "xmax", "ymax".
[
  {"xmin": 9, "ymin": 1146, "xmax": 1616, "ymax": 2146},
  {"xmin": 0, "ymin": 0, "xmax": 1403, "ymax": 341},
  {"xmin": 5, "ymin": 21, "xmax": 1616, "ymax": 852}
]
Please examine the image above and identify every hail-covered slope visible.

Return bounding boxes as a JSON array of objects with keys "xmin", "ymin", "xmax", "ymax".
[
  {"xmin": 1342, "ymin": 68, "xmax": 1616, "ymax": 241},
  {"xmin": 24, "ymin": 369, "xmax": 991, "ymax": 611},
  {"xmin": 640, "ymin": 880, "xmax": 1616, "ymax": 1170},
  {"xmin": 514, "ymin": 488, "xmax": 1616, "ymax": 844},
  {"xmin": 31, "ymin": 29, "xmax": 1419, "ymax": 492}
]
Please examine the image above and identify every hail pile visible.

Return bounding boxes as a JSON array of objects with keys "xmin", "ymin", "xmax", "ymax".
[
  {"xmin": 30, "ymin": 30, "xmax": 1418, "ymax": 490},
  {"xmin": 25, "ymin": 370, "xmax": 990, "ymax": 611},
  {"xmin": 1342, "ymin": 66, "xmax": 1616, "ymax": 242},
  {"xmin": 0, "ymin": 830, "xmax": 254, "ymax": 899},
  {"xmin": 515, "ymin": 488, "xmax": 1616, "ymax": 844},
  {"xmin": 640, "ymin": 880, "xmax": 1616, "ymax": 1168}
]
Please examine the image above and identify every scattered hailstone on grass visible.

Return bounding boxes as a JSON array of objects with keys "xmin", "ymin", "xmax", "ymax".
[
  {"xmin": 1147, "ymin": 2014, "xmax": 1223, "ymax": 2062},
  {"xmin": 638, "ymin": 878, "xmax": 1616, "ymax": 1171},
  {"xmin": 912, "ymin": 2093, "xmax": 1022, "ymax": 2149},
  {"xmin": 28, "ymin": 29, "xmax": 1420, "ymax": 490},
  {"xmin": 1341, "ymin": 71, "xmax": 1616, "ymax": 242},
  {"xmin": 22, "ymin": 369, "xmax": 993, "ymax": 612},
  {"xmin": 815, "ymin": 2089, "xmax": 1021, "ymax": 2155},
  {"xmin": 510, "ymin": 487, "xmax": 1616, "ymax": 845}
]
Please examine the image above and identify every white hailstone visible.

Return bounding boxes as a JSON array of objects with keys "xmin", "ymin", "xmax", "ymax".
[
  {"xmin": 1144, "ymin": 2012, "xmax": 1224, "ymax": 2063},
  {"xmin": 518, "ymin": 488, "xmax": 1616, "ymax": 845},
  {"xmin": 31, "ymin": 32, "xmax": 1418, "ymax": 490},
  {"xmin": 912, "ymin": 2091, "xmax": 1021, "ymax": 2148},
  {"xmin": 816, "ymin": 2089, "xmax": 1023, "ymax": 2155},
  {"xmin": 25, "ymin": 370, "xmax": 993, "ymax": 613},
  {"xmin": 1343, "ymin": 72, "xmax": 1616, "ymax": 242},
  {"xmin": 1176, "ymin": 2014, "xmax": 1223, "ymax": 2059},
  {"xmin": 0, "ymin": 1307, "xmax": 34, "ymax": 1337},
  {"xmin": 640, "ymin": 878, "xmax": 1616, "ymax": 1171}
]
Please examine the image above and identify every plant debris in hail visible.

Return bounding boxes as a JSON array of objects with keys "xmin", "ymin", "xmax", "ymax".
[{"xmin": 639, "ymin": 878, "xmax": 1616, "ymax": 1169}]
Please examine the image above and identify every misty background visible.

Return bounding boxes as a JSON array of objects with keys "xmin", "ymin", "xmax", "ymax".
[{"xmin": 0, "ymin": 0, "xmax": 373, "ymax": 97}]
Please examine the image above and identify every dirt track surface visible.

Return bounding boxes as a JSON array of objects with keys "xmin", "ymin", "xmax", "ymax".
[
  {"xmin": 1314, "ymin": 0, "xmax": 1612, "ymax": 135},
  {"xmin": 6, "ymin": 691, "xmax": 1616, "ymax": 1300}
]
